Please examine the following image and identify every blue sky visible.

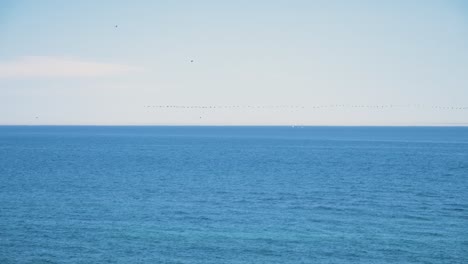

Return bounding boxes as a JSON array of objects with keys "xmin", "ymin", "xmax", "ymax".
[{"xmin": 1, "ymin": 0, "xmax": 467, "ymax": 125}]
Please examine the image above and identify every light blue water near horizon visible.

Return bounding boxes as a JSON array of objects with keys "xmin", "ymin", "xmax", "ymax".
[{"xmin": 0, "ymin": 126, "xmax": 467, "ymax": 263}]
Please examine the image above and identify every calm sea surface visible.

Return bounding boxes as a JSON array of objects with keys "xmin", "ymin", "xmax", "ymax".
[{"xmin": 0, "ymin": 126, "xmax": 467, "ymax": 263}]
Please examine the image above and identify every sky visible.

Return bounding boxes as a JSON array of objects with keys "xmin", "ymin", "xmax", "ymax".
[{"xmin": 1, "ymin": 0, "xmax": 467, "ymax": 125}]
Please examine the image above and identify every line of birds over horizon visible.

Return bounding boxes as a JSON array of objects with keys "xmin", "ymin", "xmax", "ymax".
[
  {"xmin": 144, "ymin": 104, "xmax": 468, "ymax": 110},
  {"xmin": 111, "ymin": 27, "xmax": 465, "ymax": 113}
]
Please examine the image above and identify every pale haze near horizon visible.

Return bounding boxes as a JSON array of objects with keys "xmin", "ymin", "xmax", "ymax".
[{"xmin": 1, "ymin": 0, "xmax": 467, "ymax": 125}]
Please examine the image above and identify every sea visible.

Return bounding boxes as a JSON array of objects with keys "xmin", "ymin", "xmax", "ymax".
[{"xmin": 0, "ymin": 126, "xmax": 467, "ymax": 264}]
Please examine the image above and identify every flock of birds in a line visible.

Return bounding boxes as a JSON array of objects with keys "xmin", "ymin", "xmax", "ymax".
[
  {"xmin": 113, "ymin": 25, "xmax": 465, "ymax": 114},
  {"xmin": 145, "ymin": 104, "xmax": 468, "ymax": 110}
]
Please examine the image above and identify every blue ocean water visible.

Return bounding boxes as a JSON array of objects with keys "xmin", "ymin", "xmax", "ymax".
[{"xmin": 0, "ymin": 126, "xmax": 467, "ymax": 264}]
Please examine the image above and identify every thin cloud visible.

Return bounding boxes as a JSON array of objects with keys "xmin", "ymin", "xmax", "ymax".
[{"xmin": 0, "ymin": 56, "xmax": 142, "ymax": 78}]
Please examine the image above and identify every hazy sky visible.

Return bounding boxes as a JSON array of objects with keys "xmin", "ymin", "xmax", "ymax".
[{"xmin": 1, "ymin": 0, "xmax": 467, "ymax": 125}]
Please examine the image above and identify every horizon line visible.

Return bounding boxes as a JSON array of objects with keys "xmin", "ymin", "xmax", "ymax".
[{"xmin": 1, "ymin": 124, "xmax": 468, "ymax": 127}]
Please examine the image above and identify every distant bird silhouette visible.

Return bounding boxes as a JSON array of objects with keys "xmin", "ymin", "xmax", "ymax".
[
  {"xmin": 190, "ymin": 60, "xmax": 194, "ymax": 63},
  {"xmin": 115, "ymin": 25, "xmax": 118, "ymax": 28}
]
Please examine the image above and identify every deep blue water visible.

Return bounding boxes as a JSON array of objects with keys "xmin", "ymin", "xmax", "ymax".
[{"xmin": 0, "ymin": 126, "xmax": 467, "ymax": 263}]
